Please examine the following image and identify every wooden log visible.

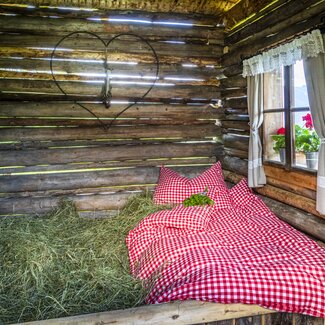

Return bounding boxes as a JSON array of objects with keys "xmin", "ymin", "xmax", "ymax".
[
  {"xmin": 15, "ymin": 300, "xmax": 274, "ymax": 325},
  {"xmin": 0, "ymin": 46, "xmax": 219, "ymax": 67},
  {"xmin": 0, "ymin": 157, "xmax": 217, "ymax": 175},
  {"xmin": 255, "ymin": 184, "xmax": 323, "ymax": 219},
  {"xmin": 0, "ymin": 15, "xmax": 222, "ymax": 40},
  {"xmin": 0, "ymin": 93, "xmax": 217, "ymax": 103},
  {"xmin": 221, "ymin": 155, "xmax": 248, "ymax": 176},
  {"xmin": 220, "ymin": 75, "xmax": 246, "ymax": 89},
  {"xmin": 223, "ymin": 0, "xmax": 281, "ymax": 30},
  {"xmin": 223, "ymin": 3, "xmax": 325, "ymax": 66},
  {"xmin": 0, "ymin": 137, "xmax": 221, "ymax": 151},
  {"xmin": 0, "ymin": 79, "xmax": 220, "ymax": 99},
  {"xmin": 0, "ymin": 118, "xmax": 217, "ymax": 127},
  {"xmin": 0, "ymin": 58, "xmax": 222, "ymax": 80},
  {"xmin": 224, "ymin": 114, "xmax": 249, "ymax": 121},
  {"xmin": 225, "ymin": 108, "xmax": 248, "ymax": 115},
  {"xmin": 0, "ymin": 124, "xmax": 219, "ymax": 142},
  {"xmin": 223, "ymin": 98, "xmax": 247, "ymax": 109},
  {"xmin": 223, "ymin": 134, "xmax": 249, "ymax": 151},
  {"xmin": 226, "ymin": 0, "xmax": 323, "ymax": 45},
  {"xmin": 0, "ymin": 70, "xmax": 220, "ymax": 87},
  {"xmin": 0, "ymin": 6, "xmax": 223, "ymax": 29},
  {"xmin": 0, "ymin": 34, "xmax": 223, "ymax": 58},
  {"xmin": 264, "ymin": 164, "xmax": 317, "ymax": 191},
  {"xmin": 0, "ymin": 191, "xmax": 132, "ymax": 215},
  {"xmin": 222, "ymin": 64, "xmax": 243, "ymax": 77},
  {"xmin": 221, "ymin": 88, "xmax": 247, "ymax": 99},
  {"xmin": 261, "ymin": 196, "xmax": 325, "ymax": 242},
  {"xmin": 266, "ymin": 176, "xmax": 316, "ymax": 201},
  {"xmin": 0, "ymin": 1, "xmax": 231, "ymax": 17},
  {"xmin": 224, "ymin": 148, "xmax": 248, "ymax": 160},
  {"xmin": 0, "ymin": 102, "xmax": 223, "ymax": 120},
  {"xmin": 0, "ymin": 165, "xmax": 210, "ymax": 193},
  {"xmin": 222, "ymin": 120, "xmax": 250, "ymax": 132},
  {"xmin": 0, "ymin": 142, "xmax": 217, "ymax": 167}
]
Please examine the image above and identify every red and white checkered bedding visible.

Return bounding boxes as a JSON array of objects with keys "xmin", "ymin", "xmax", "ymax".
[{"xmin": 126, "ymin": 195, "xmax": 325, "ymax": 317}]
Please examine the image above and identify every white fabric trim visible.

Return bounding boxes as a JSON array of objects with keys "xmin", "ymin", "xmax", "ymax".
[
  {"xmin": 243, "ymin": 30, "xmax": 324, "ymax": 77},
  {"xmin": 248, "ymin": 158, "xmax": 263, "ymax": 170},
  {"xmin": 318, "ymin": 176, "xmax": 325, "ymax": 188}
]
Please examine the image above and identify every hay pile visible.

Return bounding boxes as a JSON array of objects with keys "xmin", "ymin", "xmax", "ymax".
[{"xmin": 0, "ymin": 192, "xmax": 167, "ymax": 324}]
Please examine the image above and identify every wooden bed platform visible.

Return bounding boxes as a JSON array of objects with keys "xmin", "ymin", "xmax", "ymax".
[{"xmin": 18, "ymin": 300, "xmax": 325, "ymax": 325}]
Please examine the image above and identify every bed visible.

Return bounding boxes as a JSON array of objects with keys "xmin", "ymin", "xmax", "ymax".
[{"xmin": 126, "ymin": 163, "xmax": 325, "ymax": 318}]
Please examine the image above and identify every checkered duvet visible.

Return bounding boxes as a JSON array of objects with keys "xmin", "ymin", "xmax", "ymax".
[{"xmin": 126, "ymin": 195, "xmax": 325, "ymax": 317}]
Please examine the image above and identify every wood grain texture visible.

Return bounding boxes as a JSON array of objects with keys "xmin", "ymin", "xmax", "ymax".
[
  {"xmin": 0, "ymin": 142, "xmax": 217, "ymax": 167},
  {"xmin": 16, "ymin": 300, "xmax": 274, "ymax": 325},
  {"xmin": 0, "ymin": 0, "xmax": 240, "ymax": 17}
]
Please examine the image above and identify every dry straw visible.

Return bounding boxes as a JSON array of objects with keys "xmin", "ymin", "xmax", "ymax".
[{"xmin": 0, "ymin": 192, "xmax": 167, "ymax": 324}]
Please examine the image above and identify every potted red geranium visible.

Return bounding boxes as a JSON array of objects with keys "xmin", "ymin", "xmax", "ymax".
[
  {"xmin": 272, "ymin": 127, "xmax": 286, "ymax": 163},
  {"xmin": 295, "ymin": 113, "xmax": 320, "ymax": 169}
]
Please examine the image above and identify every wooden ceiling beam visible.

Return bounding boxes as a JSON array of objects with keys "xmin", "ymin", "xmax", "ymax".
[
  {"xmin": 223, "ymin": 0, "xmax": 287, "ymax": 31},
  {"xmin": 0, "ymin": 0, "xmax": 240, "ymax": 17}
]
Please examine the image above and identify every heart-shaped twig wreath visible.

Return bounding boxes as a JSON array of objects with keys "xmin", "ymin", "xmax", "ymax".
[{"xmin": 50, "ymin": 31, "xmax": 159, "ymax": 131}]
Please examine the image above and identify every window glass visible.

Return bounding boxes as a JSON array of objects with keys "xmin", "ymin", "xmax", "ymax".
[
  {"xmin": 292, "ymin": 60, "xmax": 309, "ymax": 108},
  {"xmin": 264, "ymin": 69, "xmax": 284, "ymax": 111},
  {"xmin": 263, "ymin": 61, "xmax": 319, "ymax": 171}
]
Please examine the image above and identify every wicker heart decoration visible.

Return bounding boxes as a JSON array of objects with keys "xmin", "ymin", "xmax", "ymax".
[{"xmin": 50, "ymin": 31, "xmax": 159, "ymax": 131}]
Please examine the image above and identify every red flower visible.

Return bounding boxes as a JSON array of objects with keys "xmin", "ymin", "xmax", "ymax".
[
  {"xmin": 302, "ymin": 113, "xmax": 313, "ymax": 129},
  {"xmin": 277, "ymin": 127, "xmax": 286, "ymax": 135}
]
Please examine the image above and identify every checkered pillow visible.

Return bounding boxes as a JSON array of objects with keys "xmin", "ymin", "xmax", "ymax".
[
  {"xmin": 143, "ymin": 205, "xmax": 213, "ymax": 231},
  {"xmin": 229, "ymin": 178, "xmax": 256, "ymax": 206},
  {"xmin": 154, "ymin": 162, "xmax": 227, "ymax": 205},
  {"xmin": 208, "ymin": 185, "xmax": 233, "ymax": 210}
]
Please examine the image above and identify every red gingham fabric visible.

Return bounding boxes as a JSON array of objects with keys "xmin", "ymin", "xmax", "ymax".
[
  {"xmin": 153, "ymin": 162, "xmax": 227, "ymax": 205},
  {"xmin": 126, "ymin": 196, "xmax": 325, "ymax": 317},
  {"xmin": 229, "ymin": 178, "xmax": 256, "ymax": 206}
]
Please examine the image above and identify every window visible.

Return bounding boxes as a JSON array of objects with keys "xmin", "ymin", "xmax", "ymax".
[{"xmin": 263, "ymin": 60, "xmax": 320, "ymax": 171}]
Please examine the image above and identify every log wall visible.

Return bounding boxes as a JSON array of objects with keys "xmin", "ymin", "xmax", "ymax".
[
  {"xmin": 220, "ymin": 0, "xmax": 325, "ymax": 220},
  {"xmin": 0, "ymin": 5, "xmax": 224, "ymax": 217}
]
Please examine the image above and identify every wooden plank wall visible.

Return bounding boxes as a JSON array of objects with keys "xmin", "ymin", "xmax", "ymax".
[
  {"xmin": 0, "ymin": 5, "xmax": 224, "ymax": 217},
  {"xmin": 220, "ymin": 0, "xmax": 325, "ymax": 220}
]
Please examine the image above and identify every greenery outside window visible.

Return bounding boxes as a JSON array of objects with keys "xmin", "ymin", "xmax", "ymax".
[{"xmin": 263, "ymin": 60, "xmax": 320, "ymax": 171}]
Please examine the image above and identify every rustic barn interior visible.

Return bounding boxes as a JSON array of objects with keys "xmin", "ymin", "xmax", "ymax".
[{"xmin": 1, "ymin": 0, "xmax": 325, "ymax": 324}]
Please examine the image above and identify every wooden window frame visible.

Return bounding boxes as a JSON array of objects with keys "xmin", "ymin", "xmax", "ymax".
[{"xmin": 263, "ymin": 65, "xmax": 317, "ymax": 175}]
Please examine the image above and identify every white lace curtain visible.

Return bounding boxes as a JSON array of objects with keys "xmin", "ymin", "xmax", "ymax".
[{"xmin": 243, "ymin": 29, "xmax": 325, "ymax": 77}]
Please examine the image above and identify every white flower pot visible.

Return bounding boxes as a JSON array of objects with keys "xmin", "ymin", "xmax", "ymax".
[{"xmin": 305, "ymin": 151, "xmax": 318, "ymax": 169}]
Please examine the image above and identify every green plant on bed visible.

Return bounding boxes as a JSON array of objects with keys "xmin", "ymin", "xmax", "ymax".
[
  {"xmin": 0, "ymin": 192, "xmax": 170, "ymax": 324},
  {"xmin": 183, "ymin": 187, "xmax": 214, "ymax": 207}
]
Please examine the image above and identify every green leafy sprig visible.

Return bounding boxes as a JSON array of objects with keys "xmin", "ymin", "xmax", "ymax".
[{"xmin": 182, "ymin": 187, "xmax": 214, "ymax": 207}]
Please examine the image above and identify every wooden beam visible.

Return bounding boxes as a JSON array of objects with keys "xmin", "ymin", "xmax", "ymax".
[
  {"xmin": 0, "ymin": 79, "xmax": 220, "ymax": 99},
  {"xmin": 0, "ymin": 70, "xmax": 220, "ymax": 87},
  {"xmin": 0, "ymin": 102, "xmax": 223, "ymax": 120},
  {"xmin": 0, "ymin": 34, "xmax": 223, "ymax": 57},
  {"xmin": 0, "ymin": 1, "xmax": 231, "ymax": 17},
  {"xmin": 16, "ymin": 300, "xmax": 274, "ymax": 325},
  {"xmin": 0, "ymin": 46, "xmax": 219, "ymax": 67},
  {"xmin": 0, "ymin": 142, "xmax": 217, "ymax": 167},
  {"xmin": 223, "ymin": 2, "xmax": 325, "ymax": 66},
  {"xmin": 0, "ymin": 15, "xmax": 223, "ymax": 40},
  {"xmin": 223, "ymin": 0, "xmax": 282, "ymax": 30},
  {"xmin": 0, "ymin": 165, "xmax": 210, "ymax": 193},
  {"xmin": 0, "ymin": 6, "xmax": 223, "ymax": 28},
  {"xmin": 226, "ymin": 0, "xmax": 323, "ymax": 44},
  {"xmin": 0, "ymin": 58, "xmax": 222, "ymax": 80},
  {"xmin": 0, "ymin": 124, "xmax": 219, "ymax": 142}
]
